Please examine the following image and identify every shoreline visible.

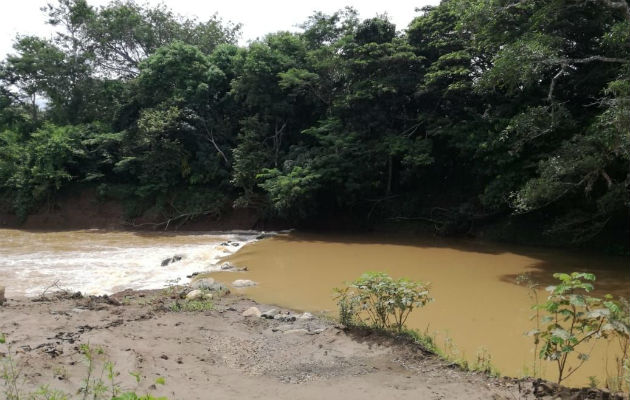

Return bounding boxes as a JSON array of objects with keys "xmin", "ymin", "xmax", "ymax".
[{"xmin": 0, "ymin": 288, "xmax": 627, "ymax": 400}]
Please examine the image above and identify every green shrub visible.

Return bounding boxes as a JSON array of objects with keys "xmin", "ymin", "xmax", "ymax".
[
  {"xmin": 334, "ymin": 272, "xmax": 433, "ymax": 332},
  {"xmin": 528, "ymin": 272, "xmax": 623, "ymax": 384}
]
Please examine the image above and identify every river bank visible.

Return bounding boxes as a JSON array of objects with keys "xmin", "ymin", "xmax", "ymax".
[{"xmin": 1, "ymin": 288, "xmax": 625, "ymax": 400}]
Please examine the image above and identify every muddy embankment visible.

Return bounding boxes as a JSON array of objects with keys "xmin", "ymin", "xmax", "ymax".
[
  {"xmin": 1, "ymin": 287, "xmax": 626, "ymax": 400},
  {"xmin": 0, "ymin": 189, "xmax": 263, "ymax": 231}
]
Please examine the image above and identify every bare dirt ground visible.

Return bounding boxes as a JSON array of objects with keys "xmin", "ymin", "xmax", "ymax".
[{"xmin": 0, "ymin": 290, "xmax": 619, "ymax": 400}]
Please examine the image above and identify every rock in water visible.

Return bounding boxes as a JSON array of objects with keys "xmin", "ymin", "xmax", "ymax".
[
  {"xmin": 191, "ymin": 278, "xmax": 215, "ymax": 290},
  {"xmin": 0, "ymin": 286, "xmax": 5, "ymax": 305},
  {"xmin": 232, "ymin": 279, "xmax": 257, "ymax": 288},
  {"xmin": 161, "ymin": 255, "xmax": 183, "ymax": 267},
  {"xmin": 242, "ymin": 306, "xmax": 262, "ymax": 317},
  {"xmin": 185, "ymin": 290, "xmax": 204, "ymax": 301}
]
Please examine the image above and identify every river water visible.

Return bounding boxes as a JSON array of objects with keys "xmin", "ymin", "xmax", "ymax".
[{"xmin": 0, "ymin": 229, "xmax": 627, "ymax": 388}]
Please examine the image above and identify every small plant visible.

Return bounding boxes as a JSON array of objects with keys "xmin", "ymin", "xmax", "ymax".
[
  {"xmin": 167, "ymin": 299, "xmax": 214, "ymax": 312},
  {"xmin": 334, "ymin": 272, "xmax": 433, "ymax": 332},
  {"xmin": 473, "ymin": 347, "xmax": 496, "ymax": 375},
  {"xmin": 516, "ymin": 272, "xmax": 543, "ymax": 378},
  {"xmin": 332, "ymin": 287, "xmax": 359, "ymax": 326},
  {"xmin": 588, "ymin": 375, "xmax": 599, "ymax": 389},
  {"xmin": 604, "ymin": 297, "xmax": 630, "ymax": 392},
  {"xmin": 528, "ymin": 272, "xmax": 619, "ymax": 384},
  {"xmin": 1, "ymin": 333, "xmax": 21, "ymax": 400}
]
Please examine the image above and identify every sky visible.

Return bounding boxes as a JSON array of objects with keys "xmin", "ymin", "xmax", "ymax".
[{"xmin": 0, "ymin": 0, "xmax": 439, "ymax": 59}]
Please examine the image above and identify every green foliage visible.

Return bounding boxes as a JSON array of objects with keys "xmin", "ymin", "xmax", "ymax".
[
  {"xmin": 335, "ymin": 272, "xmax": 432, "ymax": 332},
  {"xmin": 0, "ymin": 0, "xmax": 627, "ymax": 247},
  {"xmin": 527, "ymin": 272, "xmax": 624, "ymax": 384},
  {"xmin": 1, "ymin": 335, "xmax": 169, "ymax": 400}
]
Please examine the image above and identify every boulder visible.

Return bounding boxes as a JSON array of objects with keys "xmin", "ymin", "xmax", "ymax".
[
  {"xmin": 242, "ymin": 306, "xmax": 262, "ymax": 318},
  {"xmin": 0, "ymin": 286, "xmax": 5, "ymax": 305},
  {"xmin": 232, "ymin": 279, "xmax": 257, "ymax": 288},
  {"xmin": 191, "ymin": 278, "xmax": 215, "ymax": 290},
  {"xmin": 185, "ymin": 290, "xmax": 204, "ymax": 301},
  {"xmin": 161, "ymin": 255, "xmax": 183, "ymax": 267}
]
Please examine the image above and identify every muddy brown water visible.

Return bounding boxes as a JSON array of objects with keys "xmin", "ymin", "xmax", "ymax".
[
  {"xmin": 0, "ymin": 229, "xmax": 627, "ymax": 388},
  {"xmin": 218, "ymin": 233, "xmax": 629, "ymax": 388}
]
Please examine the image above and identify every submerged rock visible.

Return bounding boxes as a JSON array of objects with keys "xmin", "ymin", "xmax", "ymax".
[
  {"xmin": 161, "ymin": 255, "xmax": 183, "ymax": 267},
  {"xmin": 0, "ymin": 286, "xmax": 5, "ymax": 305},
  {"xmin": 232, "ymin": 279, "xmax": 257, "ymax": 288},
  {"xmin": 242, "ymin": 306, "xmax": 262, "ymax": 318}
]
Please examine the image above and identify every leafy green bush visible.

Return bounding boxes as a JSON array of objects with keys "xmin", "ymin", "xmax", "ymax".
[
  {"xmin": 528, "ymin": 272, "xmax": 623, "ymax": 384},
  {"xmin": 334, "ymin": 272, "xmax": 433, "ymax": 332}
]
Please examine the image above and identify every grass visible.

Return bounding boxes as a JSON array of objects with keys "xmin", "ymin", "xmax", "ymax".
[
  {"xmin": 1, "ymin": 334, "xmax": 169, "ymax": 400},
  {"xmin": 167, "ymin": 299, "xmax": 214, "ymax": 312}
]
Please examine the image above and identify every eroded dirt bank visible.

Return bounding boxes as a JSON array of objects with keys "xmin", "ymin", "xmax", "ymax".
[
  {"xmin": 0, "ymin": 290, "xmax": 535, "ymax": 400},
  {"xmin": 1, "ymin": 290, "xmax": 626, "ymax": 400}
]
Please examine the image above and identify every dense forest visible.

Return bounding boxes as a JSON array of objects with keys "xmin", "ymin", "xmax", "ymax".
[{"xmin": 0, "ymin": 0, "xmax": 628, "ymax": 249}]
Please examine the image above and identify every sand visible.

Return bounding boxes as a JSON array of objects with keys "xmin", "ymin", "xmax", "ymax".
[{"xmin": 0, "ymin": 290, "xmax": 616, "ymax": 400}]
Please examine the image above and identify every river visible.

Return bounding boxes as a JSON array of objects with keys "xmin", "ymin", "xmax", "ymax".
[{"xmin": 0, "ymin": 229, "xmax": 628, "ymax": 388}]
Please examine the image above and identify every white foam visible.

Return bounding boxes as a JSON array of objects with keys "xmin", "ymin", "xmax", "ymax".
[{"xmin": 0, "ymin": 231, "xmax": 261, "ymax": 297}]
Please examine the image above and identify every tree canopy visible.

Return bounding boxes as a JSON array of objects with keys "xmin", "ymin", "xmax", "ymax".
[{"xmin": 0, "ymin": 0, "xmax": 628, "ymax": 249}]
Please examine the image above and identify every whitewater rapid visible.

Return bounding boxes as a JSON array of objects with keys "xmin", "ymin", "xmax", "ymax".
[{"xmin": 0, "ymin": 229, "xmax": 261, "ymax": 297}]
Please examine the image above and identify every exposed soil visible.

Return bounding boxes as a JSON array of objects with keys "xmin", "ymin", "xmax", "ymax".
[
  {"xmin": 0, "ymin": 289, "xmax": 541, "ymax": 400},
  {"xmin": 0, "ymin": 188, "xmax": 262, "ymax": 231}
]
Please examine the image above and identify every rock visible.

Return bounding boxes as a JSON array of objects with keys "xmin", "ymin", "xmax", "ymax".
[
  {"xmin": 299, "ymin": 312, "xmax": 314, "ymax": 320},
  {"xmin": 232, "ymin": 279, "xmax": 257, "ymax": 288},
  {"xmin": 204, "ymin": 293, "xmax": 214, "ymax": 300},
  {"xmin": 220, "ymin": 262, "xmax": 236, "ymax": 270},
  {"xmin": 185, "ymin": 290, "xmax": 204, "ymax": 301},
  {"xmin": 231, "ymin": 242, "xmax": 240, "ymax": 247},
  {"xmin": 161, "ymin": 255, "xmax": 183, "ymax": 267},
  {"xmin": 274, "ymin": 313, "xmax": 296, "ymax": 322},
  {"xmin": 0, "ymin": 286, "xmax": 5, "ymax": 305},
  {"xmin": 191, "ymin": 278, "xmax": 215, "ymax": 290},
  {"xmin": 261, "ymin": 309, "xmax": 279, "ymax": 319},
  {"xmin": 242, "ymin": 306, "xmax": 262, "ymax": 317}
]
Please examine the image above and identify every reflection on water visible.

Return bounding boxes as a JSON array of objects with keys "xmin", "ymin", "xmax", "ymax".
[
  {"xmin": 220, "ymin": 233, "xmax": 629, "ymax": 388},
  {"xmin": 0, "ymin": 229, "xmax": 257, "ymax": 297}
]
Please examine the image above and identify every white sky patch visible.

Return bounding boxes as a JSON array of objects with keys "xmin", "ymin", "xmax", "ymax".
[{"xmin": 0, "ymin": 0, "xmax": 439, "ymax": 59}]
